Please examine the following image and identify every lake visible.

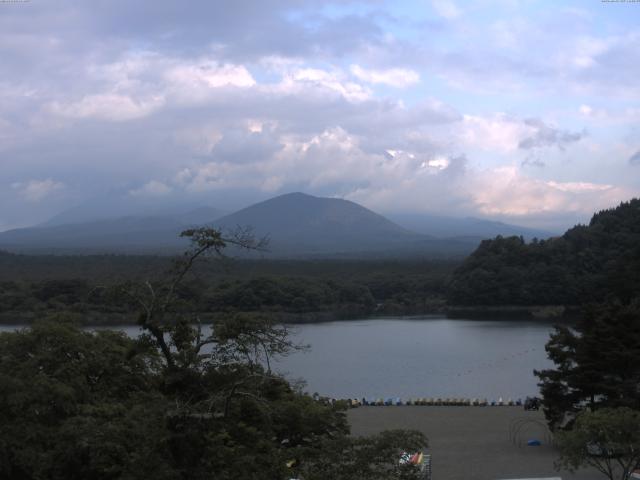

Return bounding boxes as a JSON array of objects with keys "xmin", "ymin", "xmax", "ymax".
[
  {"xmin": 278, "ymin": 316, "xmax": 555, "ymax": 400},
  {"xmin": 0, "ymin": 316, "xmax": 555, "ymax": 400}
]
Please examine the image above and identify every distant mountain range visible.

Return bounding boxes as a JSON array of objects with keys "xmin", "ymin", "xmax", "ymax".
[
  {"xmin": 0, "ymin": 192, "xmax": 556, "ymax": 257},
  {"xmin": 387, "ymin": 213, "xmax": 554, "ymax": 241},
  {"xmin": 0, "ymin": 207, "xmax": 224, "ymax": 254}
]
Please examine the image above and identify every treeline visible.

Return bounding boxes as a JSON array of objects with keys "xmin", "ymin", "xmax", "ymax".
[
  {"xmin": 448, "ymin": 199, "xmax": 640, "ymax": 306},
  {"xmin": 0, "ymin": 257, "xmax": 455, "ymax": 324}
]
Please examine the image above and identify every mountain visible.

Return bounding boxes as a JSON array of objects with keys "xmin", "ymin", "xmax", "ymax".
[
  {"xmin": 387, "ymin": 213, "xmax": 556, "ymax": 240},
  {"xmin": 213, "ymin": 192, "xmax": 413, "ymax": 255},
  {"xmin": 0, "ymin": 193, "xmax": 480, "ymax": 257},
  {"xmin": 213, "ymin": 192, "xmax": 474, "ymax": 257},
  {"xmin": 0, "ymin": 207, "xmax": 225, "ymax": 254}
]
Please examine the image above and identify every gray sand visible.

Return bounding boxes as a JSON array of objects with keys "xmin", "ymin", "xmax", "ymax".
[{"xmin": 348, "ymin": 406, "xmax": 604, "ymax": 480}]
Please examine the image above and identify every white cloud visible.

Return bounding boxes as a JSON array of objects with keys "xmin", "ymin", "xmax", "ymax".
[
  {"xmin": 129, "ymin": 180, "xmax": 172, "ymax": 197},
  {"xmin": 48, "ymin": 93, "xmax": 164, "ymax": 121},
  {"xmin": 12, "ymin": 179, "xmax": 64, "ymax": 202},
  {"xmin": 459, "ymin": 114, "xmax": 528, "ymax": 153},
  {"xmin": 458, "ymin": 114, "xmax": 584, "ymax": 164},
  {"xmin": 350, "ymin": 65, "xmax": 420, "ymax": 88},
  {"xmin": 470, "ymin": 167, "xmax": 628, "ymax": 217},
  {"xmin": 579, "ymin": 104, "xmax": 593, "ymax": 116},
  {"xmin": 165, "ymin": 61, "xmax": 255, "ymax": 90},
  {"xmin": 46, "ymin": 55, "xmax": 256, "ymax": 121},
  {"xmin": 546, "ymin": 181, "xmax": 612, "ymax": 193},
  {"xmin": 273, "ymin": 67, "xmax": 371, "ymax": 102},
  {"xmin": 246, "ymin": 119, "xmax": 264, "ymax": 133},
  {"xmin": 425, "ymin": 156, "xmax": 450, "ymax": 170}
]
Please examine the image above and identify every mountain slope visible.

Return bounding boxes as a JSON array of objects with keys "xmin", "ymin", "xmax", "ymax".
[
  {"xmin": 0, "ymin": 207, "xmax": 225, "ymax": 254},
  {"xmin": 215, "ymin": 192, "xmax": 421, "ymax": 254},
  {"xmin": 211, "ymin": 192, "xmax": 482, "ymax": 257}
]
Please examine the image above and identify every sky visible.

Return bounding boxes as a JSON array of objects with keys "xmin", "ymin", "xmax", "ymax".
[{"xmin": 1, "ymin": 0, "xmax": 639, "ymax": 232}]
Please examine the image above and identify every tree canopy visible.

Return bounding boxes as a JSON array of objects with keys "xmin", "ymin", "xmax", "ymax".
[
  {"xmin": 535, "ymin": 300, "xmax": 640, "ymax": 431},
  {"xmin": 448, "ymin": 199, "xmax": 640, "ymax": 306},
  {"xmin": 555, "ymin": 407, "xmax": 640, "ymax": 480}
]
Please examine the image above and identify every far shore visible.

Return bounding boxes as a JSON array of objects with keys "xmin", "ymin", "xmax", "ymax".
[{"xmin": 0, "ymin": 305, "xmax": 581, "ymax": 327}]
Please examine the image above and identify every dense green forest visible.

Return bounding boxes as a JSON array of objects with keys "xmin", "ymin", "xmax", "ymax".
[
  {"xmin": 448, "ymin": 199, "xmax": 640, "ymax": 307},
  {"xmin": 0, "ymin": 253, "xmax": 455, "ymax": 324}
]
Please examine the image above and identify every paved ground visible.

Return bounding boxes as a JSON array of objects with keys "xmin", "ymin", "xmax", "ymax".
[{"xmin": 348, "ymin": 406, "xmax": 604, "ymax": 480}]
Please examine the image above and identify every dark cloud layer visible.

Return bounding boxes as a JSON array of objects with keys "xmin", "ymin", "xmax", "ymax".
[{"xmin": 518, "ymin": 119, "xmax": 584, "ymax": 151}]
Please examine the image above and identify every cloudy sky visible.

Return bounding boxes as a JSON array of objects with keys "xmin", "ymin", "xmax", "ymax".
[{"xmin": 1, "ymin": 0, "xmax": 639, "ymax": 232}]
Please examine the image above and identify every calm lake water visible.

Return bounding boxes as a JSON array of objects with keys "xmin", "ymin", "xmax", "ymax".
[
  {"xmin": 278, "ymin": 316, "xmax": 555, "ymax": 400},
  {"xmin": 0, "ymin": 316, "xmax": 555, "ymax": 400}
]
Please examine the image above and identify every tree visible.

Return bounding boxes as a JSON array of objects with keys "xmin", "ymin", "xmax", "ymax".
[
  {"xmin": 292, "ymin": 429, "xmax": 428, "ymax": 480},
  {"xmin": 0, "ymin": 227, "xmax": 429, "ymax": 479},
  {"xmin": 0, "ymin": 319, "xmax": 169, "ymax": 480},
  {"xmin": 555, "ymin": 407, "xmax": 640, "ymax": 480},
  {"xmin": 535, "ymin": 300, "xmax": 640, "ymax": 430}
]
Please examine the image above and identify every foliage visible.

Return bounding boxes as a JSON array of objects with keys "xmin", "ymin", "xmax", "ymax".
[
  {"xmin": 293, "ymin": 429, "xmax": 429, "ymax": 480},
  {"xmin": 535, "ymin": 301, "xmax": 640, "ymax": 430},
  {"xmin": 555, "ymin": 407, "xmax": 640, "ymax": 480},
  {"xmin": 0, "ymin": 227, "xmax": 429, "ymax": 479},
  {"xmin": 0, "ymin": 319, "xmax": 169, "ymax": 480},
  {"xmin": 0, "ymin": 257, "xmax": 455, "ymax": 324},
  {"xmin": 448, "ymin": 198, "xmax": 640, "ymax": 306}
]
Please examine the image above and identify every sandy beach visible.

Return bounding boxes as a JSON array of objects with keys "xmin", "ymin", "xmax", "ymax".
[{"xmin": 348, "ymin": 406, "xmax": 603, "ymax": 480}]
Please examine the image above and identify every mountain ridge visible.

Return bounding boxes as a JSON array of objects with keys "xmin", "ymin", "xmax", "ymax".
[{"xmin": 0, "ymin": 192, "xmax": 557, "ymax": 257}]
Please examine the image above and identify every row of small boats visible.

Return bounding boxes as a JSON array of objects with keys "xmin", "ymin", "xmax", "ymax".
[{"xmin": 318, "ymin": 397, "xmax": 526, "ymax": 407}]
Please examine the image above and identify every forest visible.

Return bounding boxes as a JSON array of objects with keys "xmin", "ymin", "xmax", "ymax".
[
  {"xmin": 448, "ymin": 199, "xmax": 640, "ymax": 307},
  {"xmin": 0, "ymin": 254, "xmax": 454, "ymax": 325}
]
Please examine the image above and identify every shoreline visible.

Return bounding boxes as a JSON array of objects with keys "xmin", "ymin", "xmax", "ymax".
[{"xmin": 0, "ymin": 304, "xmax": 581, "ymax": 327}]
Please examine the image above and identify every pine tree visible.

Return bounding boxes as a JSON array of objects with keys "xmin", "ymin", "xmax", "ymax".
[{"xmin": 535, "ymin": 300, "xmax": 640, "ymax": 430}]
